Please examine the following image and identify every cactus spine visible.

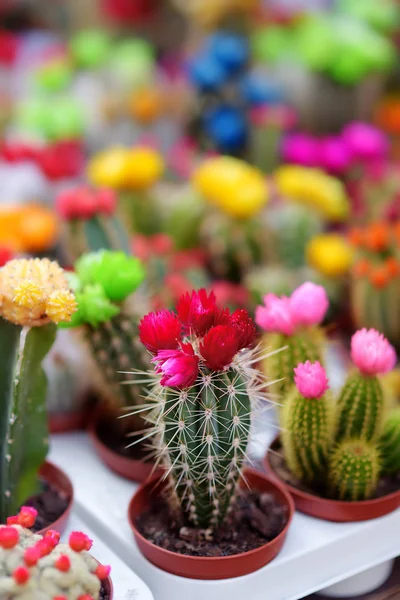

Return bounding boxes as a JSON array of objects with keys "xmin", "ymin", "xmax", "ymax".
[
  {"xmin": 281, "ymin": 387, "xmax": 332, "ymax": 483},
  {"xmin": 329, "ymin": 440, "xmax": 381, "ymax": 501},
  {"xmin": 335, "ymin": 372, "xmax": 384, "ymax": 442},
  {"xmin": 379, "ymin": 408, "xmax": 400, "ymax": 474}
]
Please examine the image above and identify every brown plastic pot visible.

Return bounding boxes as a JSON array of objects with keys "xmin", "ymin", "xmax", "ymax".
[
  {"xmin": 37, "ymin": 461, "xmax": 74, "ymax": 535},
  {"xmin": 103, "ymin": 576, "xmax": 113, "ymax": 599},
  {"xmin": 128, "ymin": 467, "xmax": 294, "ymax": 580},
  {"xmin": 49, "ymin": 409, "xmax": 90, "ymax": 434},
  {"xmin": 264, "ymin": 437, "xmax": 400, "ymax": 523}
]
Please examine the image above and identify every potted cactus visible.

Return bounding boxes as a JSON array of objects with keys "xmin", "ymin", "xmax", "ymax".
[
  {"xmin": 0, "ymin": 507, "xmax": 113, "ymax": 599},
  {"xmin": 0, "ymin": 258, "xmax": 76, "ymax": 531},
  {"xmin": 60, "ymin": 250, "xmax": 153, "ymax": 481},
  {"xmin": 265, "ymin": 328, "xmax": 400, "ymax": 523},
  {"xmin": 127, "ymin": 289, "xmax": 294, "ymax": 579}
]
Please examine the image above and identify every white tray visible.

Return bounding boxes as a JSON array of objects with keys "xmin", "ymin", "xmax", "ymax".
[{"xmin": 49, "ymin": 432, "xmax": 400, "ymax": 600}]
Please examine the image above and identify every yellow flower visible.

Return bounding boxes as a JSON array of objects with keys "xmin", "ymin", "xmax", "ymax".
[
  {"xmin": 306, "ymin": 234, "xmax": 353, "ymax": 278},
  {"xmin": 193, "ymin": 156, "xmax": 268, "ymax": 219},
  {"xmin": 0, "ymin": 258, "xmax": 77, "ymax": 326},
  {"xmin": 171, "ymin": 0, "xmax": 256, "ymax": 26},
  {"xmin": 87, "ymin": 147, "xmax": 131, "ymax": 189},
  {"xmin": 274, "ymin": 166, "xmax": 350, "ymax": 222},
  {"xmin": 125, "ymin": 147, "xmax": 164, "ymax": 190}
]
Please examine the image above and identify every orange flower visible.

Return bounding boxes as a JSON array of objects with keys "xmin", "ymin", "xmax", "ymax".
[
  {"xmin": 369, "ymin": 265, "xmax": 389, "ymax": 289},
  {"xmin": 374, "ymin": 97, "xmax": 400, "ymax": 135},
  {"xmin": 352, "ymin": 258, "xmax": 370, "ymax": 278},
  {"xmin": 348, "ymin": 227, "xmax": 364, "ymax": 247},
  {"xmin": 129, "ymin": 88, "xmax": 164, "ymax": 125},
  {"xmin": 364, "ymin": 222, "xmax": 390, "ymax": 252},
  {"xmin": 385, "ymin": 257, "xmax": 399, "ymax": 278},
  {"xmin": 18, "ymin": 205, "xmax": 59, "ymax": 252}
]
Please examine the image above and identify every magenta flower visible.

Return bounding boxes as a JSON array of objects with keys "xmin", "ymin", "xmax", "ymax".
[
  {"xmin": 255, "ymin": 293, "xmax": 295, "ymax": 336},
  {"xmin": 342, "ymin": 122, "xmax": 388, "ymax": 162},
  {"xmin": 139, "ymin": 310, "xmax": 182, "ymax": 354},
  {"xmin": 318, "ymin": 137, "xmax": 352, "ymax": 175},
  {"xmin": 294, "ymin": 361, "xmax": 329, "ymax": 399},
  {"xmin": 152, "ymin": 343, "xmax": 199, "ymax": 388},
  {"xmin": 289, "ymin": 282, "xmax": 329, "ymax": 327},
  {"xmin": 351, "ymin": 328, "xmax": 396, "ymax": 376},
  {"xmin": 282, "ymin": 133, "xmax": 318, "ymax": 167}
]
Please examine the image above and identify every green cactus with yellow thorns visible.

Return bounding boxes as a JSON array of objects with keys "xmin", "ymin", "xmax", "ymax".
[
  {"xmin": 379, "ymin": 408, "xmax": 400, "ymax": 474},
  {"xmin": 329, "ymin": 440, "xmax": 381, "ymax": 501}
]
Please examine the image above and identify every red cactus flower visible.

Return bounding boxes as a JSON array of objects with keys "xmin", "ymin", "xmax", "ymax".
[
  {"xmin": 0, "ymin": 526, "xmax": 19, "ymax": 549},
  {"xmin": 230, "ymin": 309, "xmax": 257, "ymax": 350},
  {"xmin": 36, "ymin": 539, "xmax": 55, "ymax": 557},
  {"xmin": 56, "ymin": 187, "xmax": 98, "ymax": 220},
  {"xmin": 0, "ymin": 31, "xmax": 18, "ymax": 66},
  {"xmin": 1, "ymin": 140, "xmax": 38, "ymax": 163},
  {"xmin": 139, "ymin": 310, "xmax": 182, "ymax": 354},
  {"xmin": 152, "ymin": 343, "xmax": 199, "ymax": 388},
  {"xmin": 95, "ymin": 564, "xmax": 111, "ymax": 580},
  {"xmin": 97, "ymin": 188, "xmax": 117, "ymax": 215},
  {"xmin": 44, "ymin": 529, "xmax": 61, "ymax": 545},
  {"xmin": 17, "ymin": 506, "xmax": 38, "ymax": 528},
  {"xmin": 6, "ymin": 516, "xmax": 18, "ymax": 525},
  {"xmin": 177, "ymin": 288, "xmax": 218, "ymax": 336},
  {"xmin": 55, "ymin": 554, "xmax": 71, "ymax": 572},
  {"xmin": 0, "ymin": 247, "xmax": 14, "ymax": 267},
  {"xmin": 69, "ymin": 531, "xmax": 93, "ymax": 552},
  {"xmin": 199, "ymin": 325, "xmax": 239, "ymax": 371},
  {"xmin": 13, "ymin": 566, "xmax": 30, "ymax": 585},
  {"xmin": 24, "ymin": 546, "xmax": 40, "ymax": 566}
]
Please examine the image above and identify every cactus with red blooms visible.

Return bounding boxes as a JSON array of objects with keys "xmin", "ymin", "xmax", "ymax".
[
  {"xmin": 132, "ymin": 289, "xmax": 274, "ymax": 529},
  {"xmin": 280, "ymin": 328, "xmax": 399, "ymax": 500},
  {"xmin": 255, "ymin": 282, "xmax": 328, "ymax": 401},
  {"xmin": 0, "ymin": 507, "xmax": 110, "ymax": 599},
  {"xmin": 56, "ymin": 185, "xmax": 131, "ymax": 264}
]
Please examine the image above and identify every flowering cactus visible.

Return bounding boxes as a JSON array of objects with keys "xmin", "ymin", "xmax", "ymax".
[
  {"xmin": 132, "ymin": 289, "xmax": 274, "ymax": 528},
  {"xmin": 0, "ymin": 508, "xmax": 110, "ymax": 599},
  {"xmin": 335, "ymin": 329, "xmax": 396, "ymax": 442},
  {"xmin": 56, "ymin": 185, "xmax": 131, "ymax": 263},
  {"xmin": 256, "ymin": 282, "xmax": 328, "ymax": 399},
  {"xmin": 0, "ymin": 259, "xmax": 76, "ymax": 520}
]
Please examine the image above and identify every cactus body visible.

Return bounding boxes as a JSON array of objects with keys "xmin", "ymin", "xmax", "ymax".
[
  {"xmin": 0, "ymin": 321, "xmax": 56, "ymax": 520},
  {"xmin": 281, "ymin": 388, "xmax": 333, "ymax": 483},
  {"xmin": 379, "ymin": 408, "xmax": 400, "ymax": 474},
  {"xmin": 329, "ymin": 440, "xmax": 381, "ymax": 501},
  {"xmin": 120, "ymin": 191, "xmax": 161, "ymax": 236},
  {"xmin": 64, "ymin": 214, "xmax": 131, "ymax": 263},
  {"xmin": 263, "ymin": 331, "xmax": 322, "ymax": 399},
  {"xmin": 335, "ymin": 371, "xmax": 384, "ymax": 442},
  {"xmin": 158, "ymin": 369, "xmax": 251, "ymax": 528}
]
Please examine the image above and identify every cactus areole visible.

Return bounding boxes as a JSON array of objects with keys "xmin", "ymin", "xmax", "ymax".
[{"xmin": 132, "ymin": 289, "xmax": 276, "ymax": 529}]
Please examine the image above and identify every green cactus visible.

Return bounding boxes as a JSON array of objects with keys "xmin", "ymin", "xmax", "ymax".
[
  {"xmin": 329, "ymin": 440, "xmax": 381, "ymax": 501},
  {"xmin": 281, "ymin": 385, "xmax": 333, "ymax": 483},
  {"xmin": 335, "ymin": 371, "xmax": 384, "ymax": 442},
  {"xmin": 379, "ymin": 408, "xmax": 400, "ymax": 474}
]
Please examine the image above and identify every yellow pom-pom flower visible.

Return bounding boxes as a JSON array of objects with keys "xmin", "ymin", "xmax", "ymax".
[
  {"xmin": 0, "ymin": 258, "xmax": 77, "ymax": 327},
  {"xmin": 87, "ymin": 146, "xmax": 131, "ymax": 189},
  {"xmin": 306, "ymin": 234, "xmax": 353, "ymax": 278},
  {"xmin": 274, "ymin": 166, "xmax": 350, "ymax": 222},
  {"xmin": 193, "ymin": 156, "xmax": 268, "ymax": 219},
  {"xmin": 125, "ymin": 147, "xmax": 164, "ymax": 190}
]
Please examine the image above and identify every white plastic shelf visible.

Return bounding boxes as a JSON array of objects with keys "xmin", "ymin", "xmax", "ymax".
[{"xmin": 49, "ymin": 432, "xmax": 400, "ymax": 600}]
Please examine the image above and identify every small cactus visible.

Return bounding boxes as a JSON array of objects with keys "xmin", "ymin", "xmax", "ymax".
[
  {"xmin": 0, "ymin": 507, "xmax": 110, "ymax": 599},
  {"xmin": 335, "ymin": 329, "xmax": 395, "ymax": 442},
  {"xmin": 379, "ymin": 408, "xmax": 400, "ymax": 474},
  {"xmin": 281, "ymin": 362, "xmax": 333, "ymax": 483},
  {"xmin": 132, "ymin": 289, "xmax": 274, "ymax": 529},
  {"xmin": 329, "ymin": 440, "xmax": 381, "ymax": 501},
  {"xmin": 0, "ymin": 259, "xmax": 76, "ymax": 520}
]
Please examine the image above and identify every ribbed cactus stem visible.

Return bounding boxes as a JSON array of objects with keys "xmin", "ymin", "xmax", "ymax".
[
  {"xmin": 281, "ymin": 388, "xmax": 332, "ymax": 483},
  {"xmin": 329, "ymin": 440, "xmax": 381, "ymax": 501},
  {"xmin": 120, "ymin": 191, "xmax": 161, "ymax": 236},
  {"xmin": 160, "ymin": 370, "xmax": 251, "ymax": 529},
  {"xmin": 335, "ymin": 371, "xmax": 384, "ymax": 442},
  {"xmin": 0, "ymin": 320, "xmax": 56, "ymax": 520},
  {"xmin": 379, "ymin": 408, "xmax": 400, "ymax": 474},
  {"xmin": 64, "ymin": 214, "xmax": 131, "ymax": 263}
]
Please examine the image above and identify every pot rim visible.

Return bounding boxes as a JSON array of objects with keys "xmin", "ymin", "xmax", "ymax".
[
  {"xmin": 265, "ymin": 435, "xmax": 400, "ymax": 510},
  {"xmin": 37, "ymin": 460, "xmax": 74, "ymax": 534},
  {"xmin": 128, "ymin": 466, "xmax": 295, "ymax": 564}
]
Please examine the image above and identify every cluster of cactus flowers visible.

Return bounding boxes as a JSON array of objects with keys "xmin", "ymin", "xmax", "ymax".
[
  {"xmin": 349, "ymin": 221, "xmax": 400, "ymax": 343},
  {"xmin": 0, "ymin": 258, "xmax": 76, "ymax": 520},
  {"xmin": 133, "ymin": 289, "xmax": 273, "ymax": 529},
  {"xmin": 56, "ymin": 185, "xmax": 131, "ymax": 264},
  {"xmin": 281, "ymin": 328, "xmax": 400, "ymax": 501},
  {"xmin": 255, "ymin": 282, "xmax": 328, "ymax": 400},
  {"xmin": 0, "ymin": 507, "xmax": 110, "ymax": 599}
]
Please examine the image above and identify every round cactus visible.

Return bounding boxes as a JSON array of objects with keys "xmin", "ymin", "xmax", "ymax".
[
  {"xmin": 379, "ymin": 408, "xmax": 400, "ymax": 474},
  {"xmin": 329, "ymin": 439, "xmax": 381, "ymax": 501}
]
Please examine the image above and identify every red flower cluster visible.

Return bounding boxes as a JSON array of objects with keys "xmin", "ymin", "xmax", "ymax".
[
  {"xmin": 56, "ymin": 186, "xmax": 117, "ymax": 220},
  {"xmin": 139, "ymin": 289, "xmax": 257, "ymax": 388}
]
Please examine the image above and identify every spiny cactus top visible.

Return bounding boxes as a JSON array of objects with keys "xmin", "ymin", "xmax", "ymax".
[
  {"xmin": 0, "ymin": 258, "xmax": 77, "ymax": 327},
  {"xmin": 0, "ymin": 507, "xmax": 110, "ymax": 599},
  {"xmin": 61, "ymin": 250, "xmax": 145, "ymax": 328}
]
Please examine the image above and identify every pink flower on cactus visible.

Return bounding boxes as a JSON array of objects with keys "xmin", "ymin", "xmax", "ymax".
[
  {"xmin": 199, "ymin": 325, "xmax": 239, "ymax": 370},
  {"xmin": 294, "ymin": 361, "xmax": 329, "ymax": 399},
  {"xmin": 351, "ymin": 328, "xmax": 396, "ymax": 376},
  {"xmin": 289, "ymin": 282, "xmax": 329, "ymax": 327},
  {"xmin": 318, "ymin": 137, "xmax": 352, "ymax": 175},
  {"xmin": 153, "ymin": 343, "xmax": 199, "ymax": 388},
  {"xmin": 139, "ymin": 310, "xmax": 182, "ymax": 354},
  {"xmin": 342, "ymin": 123, "xmax": 388, "ymax": 162},
  {"xmin": 56, "ymin": 187, "xmax": 98, "ymax": 220},
  {"xmin": 255, "ymin": 293, "xmax": 295, "ymax": 336},
  {"xmin": 282, "ymin": 133, "xmax": 318, "ymax": 167},
  {"xmin": 97, "ymin": 188, "xmax": 117, "ymax": 215}
]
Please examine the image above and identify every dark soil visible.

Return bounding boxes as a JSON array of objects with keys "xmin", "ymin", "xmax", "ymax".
[
  {"xmin": 136, "ymin": 489, "xmax": 289, "ymax": 557},
  {"xmin": 24, "ymin": 481, "xmax": 69, "ymax": 532},
  {"xmin": 97, "ymin": 419, "xmax": 150, "ymax": 461},
  {"xmin": 269, "ymin": 441, "xmax": 400, "ymax": 500},
  {"xmin": 100, "ymin": 583, "xmax": 110, "ymax": 600}
]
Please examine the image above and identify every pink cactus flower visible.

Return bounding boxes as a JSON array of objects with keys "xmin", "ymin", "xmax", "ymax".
[
  {"xmin": 152, "ymin": 343, "xmax": 199, "ymax": 388},
  {"xmin": 294, "ymin": 361, "xmax": 329, "ymax": 399},
  {"xmin": 255, "ymin": 293, "xmax": 295, "ymax": 336},
  {"xmin": 351, "ymin": 328, "xmax": 396, "ymax": 376},
  {"xmin": 282, "ymin": 133, "xmax": 318, "ymax": 167},
  {"xmin": 290, "ymin": 282, "xmax": 329, "ymax": 327},
  {"xmin": 318, "ymin": 137, "xmax": 352, "ymax": 175},
  {"xmin": 342, "ymin": 122, "xmax": 388, "ymax": 162}
]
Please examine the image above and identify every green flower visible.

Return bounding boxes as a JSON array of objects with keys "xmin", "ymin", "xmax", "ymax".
[{"xmin": 60, "ymin": 284, "xmax": 119, "ymax": 328}]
